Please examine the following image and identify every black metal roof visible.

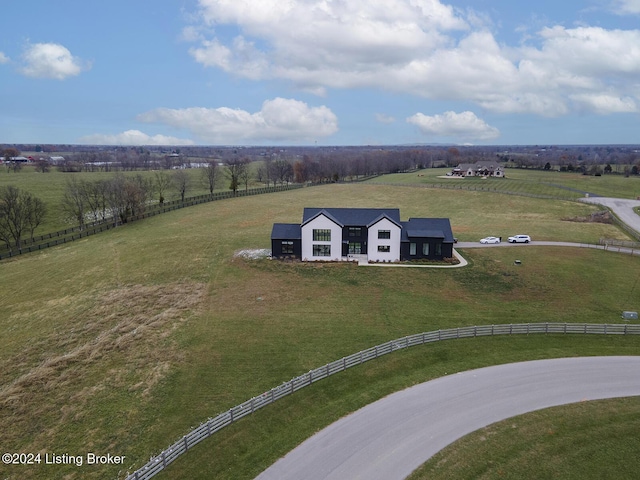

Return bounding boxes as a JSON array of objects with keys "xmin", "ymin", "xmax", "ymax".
[
  {"xmin": 401, "ymin": 218, "xmax": 454, "ymax": 243},
  {"xmin": 271, "ymin": 223, "xmax": 301, "ymax": 239},
  {"xmin": 302, "ymin": 208, "xmax": 401, "ymax": 227}
]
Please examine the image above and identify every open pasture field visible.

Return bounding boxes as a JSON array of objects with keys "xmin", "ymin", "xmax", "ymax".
[
  {"xmin": 1, "ymin": 183, "xmax": 639, "ymax": 479},
  {"xmin": 367, "ymin": 167, "xmax": 640, "ymax": 200}
]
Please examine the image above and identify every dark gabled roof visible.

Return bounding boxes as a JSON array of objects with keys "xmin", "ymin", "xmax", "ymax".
[
  {"xmin": 302, "ymin": 208, "xmax": 401, "ymax": 227},
  {"xmin": 401, "ymin": 218, "xmax": 454, "ymax": 243},
  {"xmin": 271, "ymin": 223, "xmax": 301, "ymax": 240},
  {"xmin": 301, "ymin": 209, "xmax": 344, "ymax": 228},
  {"xmin": 367, "ymin": 213, "xmax": 403, "ymax": 229}
]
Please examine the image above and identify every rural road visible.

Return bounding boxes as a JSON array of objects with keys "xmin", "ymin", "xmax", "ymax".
[
  {"xmin": 255, "ymin": 357, "xmax": 640, "ymax": 480},
  {"xmin": 579, "ymin": 197, "xmax": 640, "ymax": 235}
]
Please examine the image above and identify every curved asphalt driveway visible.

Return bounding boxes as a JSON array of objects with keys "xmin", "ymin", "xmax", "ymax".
[
  {"xmin": 256, "ymin": 357, "xmax": 640, "ymax": 480},
  {"xmin": 580, "ymin": 197, "xmax": 640, "ymax": 236}
]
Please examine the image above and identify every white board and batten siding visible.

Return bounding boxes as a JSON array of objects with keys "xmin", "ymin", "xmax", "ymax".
[
  {"xmin": 367, "ymin": 217, "xmax": 401, "ymax": 262},
  {"xmin": 301, "ymin": 214, "xmax": 343, "ymax": 261}
]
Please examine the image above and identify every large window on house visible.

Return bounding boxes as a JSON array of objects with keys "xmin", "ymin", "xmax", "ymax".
[
  {"xmin": 348, "ymin": 242, "xmax": 362, "ymax": 254},
  {"xmin": 435, "ymin": 242, "xmax": 442, "ymax": 256},
  {"xmin": 410, "ymin": 243, "xmax": 416, "ymax": 255},
  {"xmin": 348, "ymin": 227, "xmax": 362, "ymax": 237},
  {"xmin": 313, "ymin": 229, "xmax": 331, "ymax": 241},
  {"xmin": 422, "ymin": 243, "xmax": 429, "ymax": 255},
  {"xmin": 281, "ymin": 241, "xmax": 294, "ymax": 254},
  {"xmin": 378, "ymin": 230, "xmax": 391, "ymax": 239},
  {"xmin": 313, "ymin": 244, "xmax": 331, "ymax": 256},
  {"xmin": 378, "ymin": 245, "xmax": 390, "ymax": 252}
]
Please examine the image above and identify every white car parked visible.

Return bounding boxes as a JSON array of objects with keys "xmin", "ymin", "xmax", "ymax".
[
  {"xmin": 480, "ymin": 236, "xmax": 501, "ymax": 244},
  {"xmin": 508, "ymin": 234, "xmax": 531, "ymax": 243}
]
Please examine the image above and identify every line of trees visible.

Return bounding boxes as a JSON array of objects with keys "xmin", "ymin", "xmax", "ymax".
[{"xmin": 59, "ymin": 161, "xmax": 222, "ymax": 229}]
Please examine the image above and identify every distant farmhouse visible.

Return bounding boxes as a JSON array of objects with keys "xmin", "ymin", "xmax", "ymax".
[
  {"xmin": 271, "ymin": 208, "xmax": 455, "ymax": 263},
  {"xmin": 451, "ymin": 160, "xmax": 504, "ymax": 177}
]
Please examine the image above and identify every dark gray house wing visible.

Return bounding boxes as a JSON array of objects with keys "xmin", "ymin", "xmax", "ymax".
[{"xmin": 271, "ymin": 223, "xmax": 302, "ymax": 258}]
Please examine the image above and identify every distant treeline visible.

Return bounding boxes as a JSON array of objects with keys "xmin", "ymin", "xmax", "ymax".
[{"xmin": 4, "ymin": 143, "xmax": 640, "ymax": 178}]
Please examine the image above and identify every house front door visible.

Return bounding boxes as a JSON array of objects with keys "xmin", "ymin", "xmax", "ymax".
[{"xmin": 348, "ymin": 242, "xmax": 362, "ymax": 254}]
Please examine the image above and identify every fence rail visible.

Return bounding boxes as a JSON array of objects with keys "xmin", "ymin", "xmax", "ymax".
[{"xmin": 124, "ymin": 322, "xmax": 640, "ymax": 480}]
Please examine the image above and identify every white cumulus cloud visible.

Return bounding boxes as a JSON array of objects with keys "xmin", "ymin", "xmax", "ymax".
[
  {"xmin": 0, "ymin": 52, "xmax": 9, "ymax": 64},
  {"xmin": 609, "ymin": 0, "xmax": 640, "ymax": 15},
  {"xmin": 20, "ymin": 42, "xmax": 90, "ymax": 80},
  {"xmin": 137, "ymin": 98, "xmax": 338, "ymax": 143},
  {"xmin": 186, "ymin": 0, "xmax": 640, "ymax": 117},
  {"xmin": 78, "ymin": 130, "xmax": 195, "ymax": 146},
  {"xmin": 407, "ymin": 111, "xmax": 500, "ymax": 141}
]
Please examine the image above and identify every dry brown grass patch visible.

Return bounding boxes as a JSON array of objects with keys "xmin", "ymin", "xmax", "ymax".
[{"xmin": 0, "ymin": 281, "xmax": 207, "ymax": 460}]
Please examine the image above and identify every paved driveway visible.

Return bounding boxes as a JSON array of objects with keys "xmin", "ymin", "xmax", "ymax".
[
  {"xmin": 256, "ymin": 357, "xmax": 640, "ymax": 480},
  {"xmin": 580, "ymin": 196, "xmax": 640, "ymax": 236}
]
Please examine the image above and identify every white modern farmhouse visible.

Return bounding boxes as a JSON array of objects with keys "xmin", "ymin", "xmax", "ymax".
[{"xmin": 271, "ymin": 208, "xmax": 455, "ymax": 262}]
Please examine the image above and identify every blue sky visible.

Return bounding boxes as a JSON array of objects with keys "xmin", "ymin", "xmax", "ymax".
[{"xmin": 1, "ymin": 0, "xmax": 639, "ymax": 146}]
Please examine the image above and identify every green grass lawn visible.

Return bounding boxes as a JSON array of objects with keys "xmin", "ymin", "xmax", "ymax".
[
  {"xmin": 0, "ymin": 183, "xmax": 639, "ymax": 479},
  {"xmin": 410, "ymin": 396, "xmax": 640, "ymax": 480}
]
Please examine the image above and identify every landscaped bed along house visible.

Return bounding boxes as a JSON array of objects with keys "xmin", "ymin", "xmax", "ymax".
[{"xmin": 271, "ymin": 208, "xmax": 455, "ymax": 262}]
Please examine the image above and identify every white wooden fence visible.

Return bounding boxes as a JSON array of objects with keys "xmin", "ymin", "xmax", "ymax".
[{"xmin": 125, "ymin": 322, "xmax": 640, "ymax": 479}]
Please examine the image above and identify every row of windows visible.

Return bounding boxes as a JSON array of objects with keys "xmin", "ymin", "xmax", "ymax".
[
  {"xmin": 314, "ymin": 228, "xmax": 392, "ymax": 241},
  {"xmin": 288, "ymin": 240, "xmax": 441, "ymax": 257},
  {"xmin": 408, "ymin": 243, "xmax": 442, "ymax": 256}
]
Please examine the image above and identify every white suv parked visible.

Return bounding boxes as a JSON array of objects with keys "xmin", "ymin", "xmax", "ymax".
[{"xmin": 508, "ymin": 234, "xmax": 531, "ymax": 243}]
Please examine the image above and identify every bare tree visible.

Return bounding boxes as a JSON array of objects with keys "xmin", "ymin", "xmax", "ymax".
[
  {"xmin": 271, "ymin": 159, "xmax": 293, "ymax": 185},
  {"xmin": 0, "ymin": 186, "xmax": 46, "ymax": 252},
  {"xmin": 61, "ymin": 176, "xmax": 88, "ymax": 230},
  {"xmin": 35, "ymin": 159, "xmax": 51, "ymax": 173},
  {"xmin": 172, "ymin": 170, "xmax": 190, "ymax": 202},
  {"xmin": 154, "ymin": 170, "xmax": 171, "ymax": 205},
  {"xmin": 239, "ymin": 160, "xmax": 252, "ymax": 191},
  {"xmin": 24, "ymin": 195, "xmax": 46, "ymax": 241},
  {"xmin": 201, "ymin": 160, "xmax": 219, "ymax": 194},
  {"xmin": 2, "ymin": 148, "xmax": 21, "ymax": 173},
  {"xmin": 83, "ymin": 180, "xmax": 110, "ymax": 224},
  {"xmin": 105, "ymin": 174, "xmax": 151, "ymax": 225},
  {"xmin": 225, "ymin": 158, "xmax": 248, "ymax": 196}
]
